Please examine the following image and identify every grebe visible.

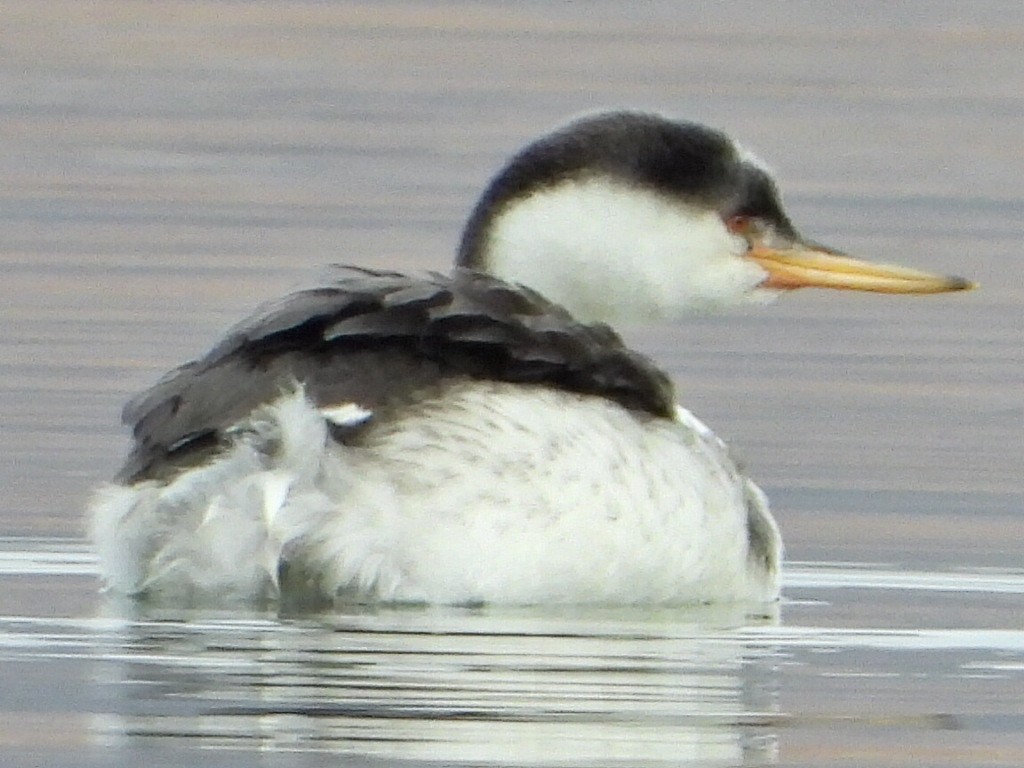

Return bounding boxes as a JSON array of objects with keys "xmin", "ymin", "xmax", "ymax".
[{"xmin": 89, "ymin": 112, "xmax": 972, "ymax": 606}]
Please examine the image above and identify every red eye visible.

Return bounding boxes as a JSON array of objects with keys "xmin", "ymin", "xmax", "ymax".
[{"xmin": 726, "ymin": 215, "xmax": 751, "ymax": 234}]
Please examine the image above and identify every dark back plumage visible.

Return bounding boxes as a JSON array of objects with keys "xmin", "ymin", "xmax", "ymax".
[{"xmin": 119, "ymin": 267, "xmax": 676, "ymax": 482}]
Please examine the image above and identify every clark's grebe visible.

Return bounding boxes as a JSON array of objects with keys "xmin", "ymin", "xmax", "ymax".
[{"xmin": 89, "ymin": 111, "xmax": 973, "ymax": 606}]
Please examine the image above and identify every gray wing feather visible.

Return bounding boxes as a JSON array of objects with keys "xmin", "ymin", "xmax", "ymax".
[{"xmin": 118, "ymin": 266, "xmax": 676, "ymax": 482}]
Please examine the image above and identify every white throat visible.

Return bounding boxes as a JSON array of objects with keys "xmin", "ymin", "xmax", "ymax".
[{"xmin": 481, "ymin": 178, "xmax": 773, "ymax": 322}]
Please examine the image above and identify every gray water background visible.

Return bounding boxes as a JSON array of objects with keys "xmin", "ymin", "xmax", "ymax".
[{"xmin": 2, "ymin": 2, "xmax": 1023, "ymax": 766}]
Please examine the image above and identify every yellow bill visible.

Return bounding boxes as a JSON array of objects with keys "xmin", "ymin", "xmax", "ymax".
[{"xmin": 747, "ymin": 245, "xmax": 976, "ymax": 294}]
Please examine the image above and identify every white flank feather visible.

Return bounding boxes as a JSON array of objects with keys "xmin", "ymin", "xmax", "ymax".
[{"xmin": 89, "ymin": 384, "xmax": 780, "ymax": 605}]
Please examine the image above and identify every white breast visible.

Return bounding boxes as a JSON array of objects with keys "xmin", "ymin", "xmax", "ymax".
[{"xmin": 90, "ymin": 383, "xmax": 780, "ymax": 605}]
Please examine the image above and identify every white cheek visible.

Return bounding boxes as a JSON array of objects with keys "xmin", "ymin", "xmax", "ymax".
[{"xmin": 482, "ymin": 178, "xmax": 772, "ymax": 321}]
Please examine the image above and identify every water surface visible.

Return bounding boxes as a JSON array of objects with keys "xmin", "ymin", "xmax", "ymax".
[{"xmin": 2, "ymin": 2, "xmax": 1023, "ymax": 765}]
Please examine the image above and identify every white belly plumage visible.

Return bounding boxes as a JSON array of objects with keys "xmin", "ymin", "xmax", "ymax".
[{"xmin": 89, "ymin": 382, "xmax": 781, "ymax": 606}]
